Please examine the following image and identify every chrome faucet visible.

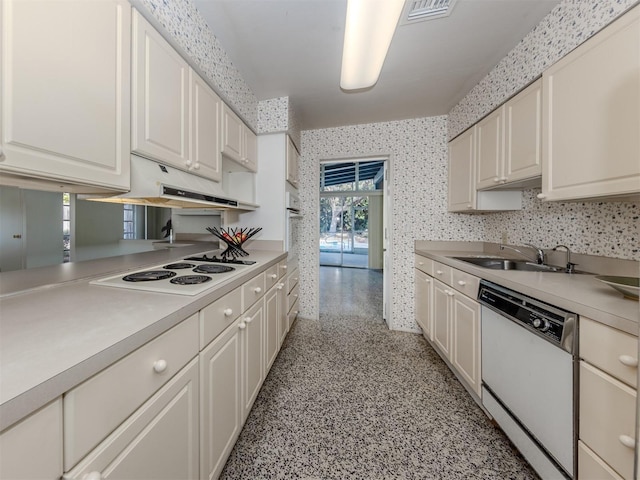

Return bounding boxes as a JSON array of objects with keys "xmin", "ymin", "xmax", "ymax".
[
  {"xmin": 499, "ymin": 243, "xmax": 546, "ymax": 264},
  {"xmin": 553, "ymin": 245, "xmax": 577, "ymax": 273}
]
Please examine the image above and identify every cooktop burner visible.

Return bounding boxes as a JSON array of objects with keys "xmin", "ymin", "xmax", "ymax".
[
  {"xmin": 170, "ymin": 275, "xmax": 212, "ymax": 285},
  {"xmin": 193, "ymin": 265, "xmax": 235, "ymax": 274},
  {"xmin": 164, "ymin": 263, "xmax": 196, "ymax": 270},
  {"xmin": 184, "ymin": 254, "xmax": 257, "ymax": 265},
  {"xmin": 123, "ymin": 270, "xmax": 176, "ymax": 282}
]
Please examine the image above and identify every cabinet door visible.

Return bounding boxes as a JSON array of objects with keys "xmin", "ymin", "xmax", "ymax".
[
  {"xmin": 475, "ymin": 108, "xmax": 504, "ymax": 190},
  {"xmin": 448, "ymin": 127, "xmax": 476, "ymax": 211},
  {"xmin": 1, "ymin": 0, "xmax": 131, "ymax": 191},
  {"xmin": 277, "ymin": 283, "xmax": 287, "ymax": 346},
  {"xmin": 200, "ymin": 320, "xmax": 241, "ymax": 480},
  {"xmin": 243, "ymin": 127, "xmax": 258, "ymax": 173},
  {"xmin": 541, "ymin": 6, "xmax": 640, "ymax": 201},
  {"xmin": 241, "ymin": 301, "xmax": 264, "ymax": 422},
  {"xmin": 451, "ymin": 292, "xmax": 481, "ymax": 397},
  {"xmin": 286, "ymin": 137, "xmax": 299, "ymax": 188},
  {"xmin": 0, "ymin": 399, "xmax": 62, "ymax": 480},
  {"xmin": 190, "ymin": 70, "xmax": 222, "ymax": 182},
  {"xmin": 132, "ymin": 10, "xmax": 189, "ymax": 169},
  {"xmin": 264, "ymin": 285, "xmax": 279, "ymax": 371},
  {"xmin": 432, "ymin": 279, "xmax": 452, "ymax": 358},
  {"xmin": 63, "ymin": 359, "xmax": 199, "ymax": 480},
  {"xmin": 415, "ymin": 269, "xmax": 433, "ymax": 339},
  {"xmin": 222, "ymin": 105, "xmax": 244, "ymax": 164},
  {"xmin": 504, "ymin": 79, "xmax": 542, "ymax": 183}
]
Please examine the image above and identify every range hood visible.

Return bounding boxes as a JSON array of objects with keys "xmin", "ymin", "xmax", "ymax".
[{"xmin": 81, "ymin": 155, "xmax": 257, "ymax": 210}]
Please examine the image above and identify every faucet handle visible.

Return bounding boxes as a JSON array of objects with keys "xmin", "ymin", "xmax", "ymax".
[{"xmin": 566, "ymin": 262, "xmax": 578, "ymax": 274}]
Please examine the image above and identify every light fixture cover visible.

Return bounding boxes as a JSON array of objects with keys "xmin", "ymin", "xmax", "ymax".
[{"xmin": 340, "ymin": 0, "xmax": 405, "ymax": 90}]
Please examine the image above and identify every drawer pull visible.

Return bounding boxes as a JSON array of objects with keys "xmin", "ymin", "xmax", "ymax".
[
  {"xmin": 294, "ymin": 294, "xmax": 299, "ymax": 298},
  {"xmin": 457, "ymin": 280, "xmax": 466, "ymax": 286},
  {"xmin": 418, "ymin": 261, "xmax": 424, "ymax": 265},
  {"xmin": 294, "ymin": 278, "xmax": 299, "ymax": 282},
  {"xmin": 245, "ymin": 316, "xmax": 253, "ymax": 324},
  {"xmin": 619, "ymin": 435, "xmax": 636, "ymax": 449},
  {"xmin": 269, "ymin": 273, "xmax": 278, "ymax": 279},
  {"xmin": 618, "ymin": 355, "xmax": 638, "ymax": 368},
  {"xmin": 223, "ymin": 308, "xmax": 233, "ymax": 317},
  {"xmin": 436, "ymin": 270, "xmax": 443, "ymax": 275},
  {"xmin": 83, "ymin": 472, "xmax": 103, "ymax": 480},
  {"xmin": 445, "ymin": 290, "xmax": 455, "ymax": 297},
  {"xmin": 153, "ymin": 359, "xmax": 168, "ymax": 374},
  {"xmin": 253, "ymin": 287, "xmax": 262, "ymax": 294},
  {"xmin": 238, "ymin": 321, "xmax": 247, "ymax": 330},
  {"xmin": 282, "ymin": 265, "xmax": 288, "ymax": 270},
  {"xmin": 276, "ymin": 283, "xmax": 284, "ymax": 290},
  {"xmin": 425, "ymin": 278, "xmax": 431, "ymax": 283}
]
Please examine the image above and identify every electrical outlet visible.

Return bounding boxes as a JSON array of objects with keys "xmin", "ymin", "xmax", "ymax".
[{"xmin": 501, "ymin": 232, "xmax": 508, "ymax": 244}]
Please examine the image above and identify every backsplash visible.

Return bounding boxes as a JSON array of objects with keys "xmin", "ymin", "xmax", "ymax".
[
  {"xmin": 484, "ymin": 191, "xmax": 639, "ymax": 260},
  {"xmin": 300, "ymin": 117, "xmax": 485, "ymax": 332},
  {"xmin": 448, "ymin": 0, "xmax": 638, "ymax": 139},
  {"xmin": 139, "ymin": 0, "xmax": 259, "ymax": 129}
]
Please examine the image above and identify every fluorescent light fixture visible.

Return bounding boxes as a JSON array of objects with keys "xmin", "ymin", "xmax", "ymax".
[{"xmin": 340, "ymin": 0, "xmax": 405, "ymax": 90}]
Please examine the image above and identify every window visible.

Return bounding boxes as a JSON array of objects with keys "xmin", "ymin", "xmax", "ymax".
[
  {"xmin": 320, "ymin": 160, "xmax": 384, "ymax": 192},
  {"xmin": 123, "ymin": 204, "xmax": 135, "ymax": 239},
  {"xmin": 63, "ymin": 193, "xmax": 71, "ymax": 263}
]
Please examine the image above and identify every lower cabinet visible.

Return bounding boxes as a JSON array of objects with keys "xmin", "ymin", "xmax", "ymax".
[
  {"xmin": 264, "ymin": 284, "xmax": 280, "ymax": 372},
  {"xmin": 63, "ymin": 358, "xmax": 200, "ymax": 480},
  {"xmin": 416, "ymin": 258, "xmax": 482, "ymax": 398},
  {"xmin": 241, "ymin": 299, "xmax": 265, "ymax": 422}
]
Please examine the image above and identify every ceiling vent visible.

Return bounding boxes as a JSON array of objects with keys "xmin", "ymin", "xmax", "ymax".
[{"xmin": 400, "ymin": 0, "xmax": 458, "ymax": 25}]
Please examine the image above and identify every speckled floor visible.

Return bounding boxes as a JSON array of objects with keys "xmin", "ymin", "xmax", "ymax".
[{"xmin": 219, "ymin": 267, "xmax": 538, "ymax": 480}]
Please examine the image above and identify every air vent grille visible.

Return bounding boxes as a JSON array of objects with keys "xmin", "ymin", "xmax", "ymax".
[{"xmin": 402, "ymin": 0, "xmax": 457, "ymax": 24}]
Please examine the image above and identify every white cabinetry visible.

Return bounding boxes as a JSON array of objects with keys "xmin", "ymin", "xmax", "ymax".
[
  {"xmin": 416, "ymin": 259, "xmax": 481, "ymax": 398},
  {"xmin": 0, "ymin": 0, "xmax": 131, "ymax": 192},
  {"xmin": 241, "ymin": 292, "xmax": 265, "ymax": 422},
  {"xmin": 0, "ymin": 399, "xmax": 62, "ymax": 480},
  {"xmin": 578, "ymin": 316, "xmax": 637, "ymax": 480},
  {"xmin": 541, "ymin": 5, "xmax": 640, "ymax": 202},
  {"xmin": 476, "ymin": 80, "xmax": 542, "ymax": 190},
  {"xmin": 222, "ymin": 105, "xmax": 257, "ymax": 173},
  {"xmin": 190, "ymin": 71, "xmax": 222, "ymax": 182},
  {"xmin": 448, "ymin": 127, "xmax": 521, "ymax": 212}
]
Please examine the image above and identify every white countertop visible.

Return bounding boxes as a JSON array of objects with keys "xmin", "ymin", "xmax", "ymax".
[
  {"xmin": 0, "ymin": 246, "xmax": 287, "ymax": 431},
  {"xmin": 415, "ymin": 243, "xmax": 639, "ymax": 337}
]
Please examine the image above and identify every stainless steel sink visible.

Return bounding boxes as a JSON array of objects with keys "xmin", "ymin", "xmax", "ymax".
[{"xmin": 452, "ymin": 257, "xmax": 590, "ymax": 274}]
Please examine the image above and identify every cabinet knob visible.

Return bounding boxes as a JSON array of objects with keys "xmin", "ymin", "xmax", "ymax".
[
  {"xmin": 418, "ymin": 262, "xmax": 424, "ymax": 266},
  {"xmin": 466, "ymin": 204, "xmax": 473, "ymax": 209},
  {"xmin": 83, "ymin": 472, "xmax": 103, "ymax": 480},
  {"xmin": 436, "ymin": 270, "xmax": 443, "ymax": 275},
  {"xmin": 294, "ymin": 294, "xmax": 298, "ymax": 298},
  {"xmin": 619, "ymin": 434, "xmax": 636, "ymax": 449},
  {"xmin": 618, "ymin": 355, "xmax": 638, "ymax": 368},
  {"xmin": 294, "ymin": 278, "xmax": 299, "ymax": 282},
  {"xmin": 457, "ymin": 280, "xmax": 466, "ymax": 286},
  {"xmin": 270, "ymin": 273, "xmax": 278, "ymax": 279},
  {"xmin": 238, "ymin": 321, "xmax": 247, "ymax": 330},
  {"xmin": 425, "ymin": 278, "xmax": 431, "ymax": 283},
  {"xmin": 193, "ymin": 162, "xmax": 200, "ymax": 170},
  {"xmin": 254, "ymin": 287, "xmax": 262, "ymax": 294},
  {"xmin": 153, "ymin": 359, "xmax": 168, "ymax": 374},
  {"xmin": 276, "ymin": 283, "xmax": 284, "ymax": 290},
  {"xmin": 185, "ymin": 159, "xmax": 192, "ymax": 167},
  {"xmin": 244, "ymin": 316, "xmax": 253, "ymax": 324},
  {"xmin": 446, "ymin": 290, "xmax": 455, "ymax": 297},
  {"xmin": 493, "ymin": 177, "xmax": 500, "ymax": 183},
  {"xmin": 282, "ymin": 265, "xmax": 288, "ymax": 270},
  {"xmin": 223, "ymin": 308, "xmax": 233, "ymax": 317},
  {"xmin": 500, "ymin": 176, "xmax": 507, "ymax": 182},
  {"xmin": 536, "ymin": 193, "xmax": 547, "ymax": 200}
]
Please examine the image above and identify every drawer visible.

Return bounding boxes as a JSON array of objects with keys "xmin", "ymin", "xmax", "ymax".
[
  {"xmin": 200, "ymin": 286, "xmax": 242, "ymax": 349},
  {"xmin": 277, "ymin": 260, "xmax": 288, "ymax": 279},
  {"xmin": 288, "ymin": 297, "xmax": 299, "ymax": 327},
  {"xmin": 63, "ymin": 314, "xmax": 199, "ymax": 470},
  {"xmin": 242, "ymin": 272, "xmax": 266, "ymax": 311},
  {"xmin": 580, "ymin": 316, "xmax": 637, "ymax": 388},
  {"xmin": 265, "ymin": 264, "xmax": 280, "ymax": 290},
  {"xmin": 287, "ymin": 268, "xmax": 299, "ymax": 294},
  {"xmin": 415, "ymin": 254, "xmax": 433, "ymax": 275},
  {"xmin": 432, "ymin": 262, "xmax": 452, "ymax": 286},
  {"xmin": 287, "ymin": 283, "xmax": 299, "ymax": 314},
  {"xmin": 580, "ymin": 361, "xmax": 636, "ymax": 480},
  {"xmin": 578, "ymin": 441, "xmax": 624, "ymax": 480},
  {"xmin": 450, "ymin": 268, "xmax": 480, "ymax": 298}
]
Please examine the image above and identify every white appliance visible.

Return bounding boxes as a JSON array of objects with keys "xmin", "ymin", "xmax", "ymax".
[
  {"xmin": 285, "ymin": 191, "xmax": 301, "ymax": 258},
  {"xmin": 91, "ymin": 251, "xmax": 256, "ymax": 296},
  {"xmin": 478, "ymin": 281, "xmax": 577, "ymax": 479}
]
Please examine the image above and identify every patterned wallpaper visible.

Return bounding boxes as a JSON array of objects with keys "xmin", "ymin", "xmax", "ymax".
[
  {"xmin": 258, "ymin": 97, "xmax": 289, "ymax": 133},
  {"xmin": 300, "ymin": 117, "xmax": 486, "ymax": 331}
]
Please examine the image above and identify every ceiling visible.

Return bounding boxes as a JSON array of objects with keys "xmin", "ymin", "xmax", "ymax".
[{"xmin": 194, "ymin": 0, "xmax": 560, "ymax": 131}]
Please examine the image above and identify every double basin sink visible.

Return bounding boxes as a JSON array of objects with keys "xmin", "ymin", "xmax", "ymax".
[{"xmin": 452, "ymin": 257, "xmax": 590, "ymax": 274}]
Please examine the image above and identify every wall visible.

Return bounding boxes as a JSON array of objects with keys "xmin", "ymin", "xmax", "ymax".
[
  {"xmin": 448, "ymin": 0, "xmax": 639, "ymax": 261},
  {"xmin": 300, "ymin": 117, "xmax": 485, "ymax": 331}
]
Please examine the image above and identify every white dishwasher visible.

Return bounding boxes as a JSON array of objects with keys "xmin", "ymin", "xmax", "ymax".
[{"xmin": 478, "ymin": 281, "xmax": 577, "ymax": 480}]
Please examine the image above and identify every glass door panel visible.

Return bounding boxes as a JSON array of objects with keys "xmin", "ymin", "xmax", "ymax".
[{"xmin": 320, "ymin": 195, "xmax": 369, "ymax": 268}]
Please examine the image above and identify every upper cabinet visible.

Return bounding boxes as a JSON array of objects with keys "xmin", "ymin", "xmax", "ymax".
[
  {"xmin": 132, "ymin": 10, "xmax": 223, "ymax": 183},
  {"xmin": 540, "ymin": 5, "xmax": 640, "ymax": 202},
  {"xmin": 476, "ymin": 80, "xmax": 542, "ymax": 190},
  {"xmin": 222, "ymin": 105, "xmax": 258, "ymax": 173},
  {"xmin": 448, "ymin": 126, "xmax": 521, "ymax": 212},
  {"xmin": 286, "ymin": 136, "xmax": 299, "ymax": 189},
  {"xmin": 0, "ymin": 0, "xmax": 131, "ymax": 192}
]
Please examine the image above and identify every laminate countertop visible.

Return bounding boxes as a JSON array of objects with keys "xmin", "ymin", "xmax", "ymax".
[
  {"xmin": 0, "ymin": 245, "xmax": 287, "ymax": 431},
  {"xmin": 415, "ymin": 242, "xmax": 639, "ymax": 337}
]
